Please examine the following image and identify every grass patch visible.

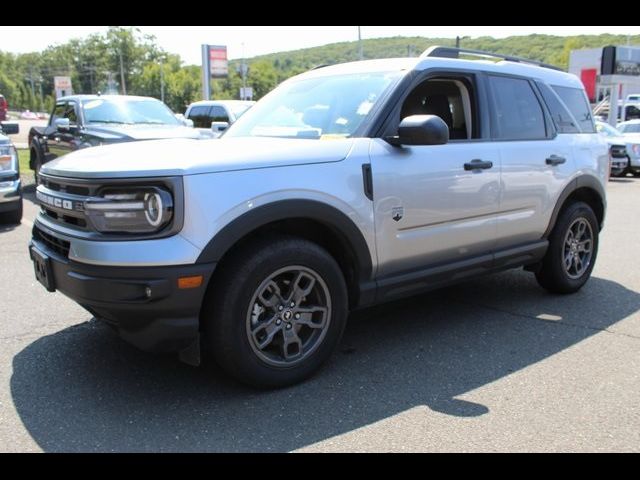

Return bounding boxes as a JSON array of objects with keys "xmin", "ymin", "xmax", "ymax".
[{"xmin": 17, "ymin": 148, "xmax": 30, "ymax": 173}]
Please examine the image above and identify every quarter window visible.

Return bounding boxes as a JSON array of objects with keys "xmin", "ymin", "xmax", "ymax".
[
  {"xmin": 551, "ymin": 86, "xmax": 596, "ymax": 133},
  {"xmin": 210, "ymin": 106, "xmax": 229, "ymax": 123},
  {"xmin": 489, "ymin": 76, "xmax": 546, "ymax": 140},
  {"xmin": 537, "ymin": 82, "xmax": 580, "ymax": 134},
  {"xmin": 188, "ymin": 105, "xmax": 212, "ymax": 128}
]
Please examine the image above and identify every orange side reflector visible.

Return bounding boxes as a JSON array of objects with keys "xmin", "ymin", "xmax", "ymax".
[{"xmin": 178, "ymin": 275, "xmax": 203, "ymax": 289}]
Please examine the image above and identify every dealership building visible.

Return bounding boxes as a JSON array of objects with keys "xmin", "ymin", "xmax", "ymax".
[{"xmin": 569, "ymin": 45, "xmax": 640, "ymax": 124}]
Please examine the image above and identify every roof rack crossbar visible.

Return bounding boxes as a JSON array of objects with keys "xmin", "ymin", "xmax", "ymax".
[{"xmin": 421, "ymin": 46, "xmax": 563, "ymax": 71}]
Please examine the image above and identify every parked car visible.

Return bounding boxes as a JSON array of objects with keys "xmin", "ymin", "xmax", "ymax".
[
  {"xmin": 613, "ymin": 119, "xmax": 640, "ymax": 176},
  {"xmin": 0, "ymin": 121, "xmax": 22, "ymax": 224},
  {"xmin": 30, "ymin": 47, "xmax": 608, "ymax": 388},
  {"xmin": 0, "ymin": 94, "xmax": 7, "ymax": 121},
  {"xmin": 595, "ymin": 121, "xmax": 631, "ymax": 177},
  {"xmin": 185, "ymin": 100, "xmax": 255, "ymax": 138},
  {"xmin": 28, "ymin": 95, "xmax": 201, "ymax": 182}
]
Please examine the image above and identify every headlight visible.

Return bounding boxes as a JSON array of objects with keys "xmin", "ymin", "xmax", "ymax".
[
  {"xmin": 0, "ymin": 145, "xmax": 17, "ymax": 172},
  {"xmin": 631, "ymin": 144, "xmax": 640, "ymax": 156},
  {"xmin": 84, "ymin": 187, "xmax": 173, "ymax": 233}
]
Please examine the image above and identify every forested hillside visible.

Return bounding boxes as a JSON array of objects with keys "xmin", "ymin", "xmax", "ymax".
[{"xmin": 1, "ymin": 28, "xmax": 638, "ymax": 114}]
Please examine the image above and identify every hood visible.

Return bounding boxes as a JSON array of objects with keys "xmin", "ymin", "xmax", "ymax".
[
  {"xmin": 41, "ymin": 136, "xmax": 355, "ymax": 179},
  {"xmin": 86, "ymin": 124, "xmax": 202, "ymax": 141}
]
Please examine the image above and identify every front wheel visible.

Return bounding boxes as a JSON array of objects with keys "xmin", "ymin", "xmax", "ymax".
[
  {"xmin": 535, "ymin": 201, "xmax": 599, "ymax": 294},
  {"xmin": 0, "ymin": 200, "xmax": 22, "ymax": 225},
  {"xmin": 202, "ymin": 235, "xmax": 349, "ymax": 388}
]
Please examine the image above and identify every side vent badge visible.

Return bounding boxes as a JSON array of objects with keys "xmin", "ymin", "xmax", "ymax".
[{"xmin": 392, "ymin": 206, "xmax": 404, "ymax": 222}]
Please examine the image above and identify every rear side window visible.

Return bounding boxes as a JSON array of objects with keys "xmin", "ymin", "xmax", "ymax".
[
  {"xmin": 187, "ymin": 105, "xmax": 212, "ymax": 128},
  {"xmin": 536, "ymin": 82, "xmax": 580, "ymax": 134},
  {"xmin": 551, "ymin": 86, "xmax": 596, "ymax": 133},
  {"xmin": 488, "ymin": 76, "xmax": 546, "ymax": 140},
  {"xmin": 210, "ymin": 106, "xmax": 229, "ymax": 123}
]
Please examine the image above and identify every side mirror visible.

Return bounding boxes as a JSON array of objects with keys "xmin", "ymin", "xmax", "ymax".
[
  {"xmin": 54, "ymin": 117, "xmax": 70, "ymax": 132},
  {"xmin": 0, "ymin": 121, "xmax": 19, "ymax": 135},
  {"xmin": 395, "ymin": 115, "xmax": 449, "ymax": 146},
  {"xmin": 211, "ymin": 121, "xmax": 230, "ymax": 133},
  {"xmin": 182, "ymin": 118, "xmax": 194, "ymax": 128}
]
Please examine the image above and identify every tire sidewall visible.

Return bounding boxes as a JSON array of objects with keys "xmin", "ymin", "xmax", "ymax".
[
  {"xmin": 207, "ymin": 237, "xmax": 348, "ymax": 388},
  {"xmin": 548, "ymin": 202, "xmax": 599, "ymax": 291}
]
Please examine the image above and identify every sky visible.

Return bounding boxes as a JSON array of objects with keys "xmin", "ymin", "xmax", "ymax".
[{"xmin": 0, "ymin": 26, "xmax": 637, "ymax": 65}]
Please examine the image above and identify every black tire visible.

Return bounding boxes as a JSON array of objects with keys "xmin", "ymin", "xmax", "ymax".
[
  {"xmin": 30, "ymin": 144, "xmax": 43, "ymax": 185},
  {"xmin": 0, "ymin": 200, "xmax": 23, "ymax": 225},
  {"xmin": 535, "ymin": 201, "xmax": 599, "ymax": 294},
  {"xmin": 633, "ymin": 171, "xmax": 640, "ymax": 178},
  {"xmin": 202, "ymin": 234, "xmax": 349, "ymax": 388}
]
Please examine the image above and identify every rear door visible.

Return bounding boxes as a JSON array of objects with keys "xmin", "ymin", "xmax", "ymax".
[{"xmin": 487, "ymin": 74, "xmax": 575, "ymax": 250}]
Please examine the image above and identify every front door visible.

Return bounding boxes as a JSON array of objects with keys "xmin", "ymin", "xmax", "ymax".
[{"xmin": 370, "ymin": 72, "xmax": 501, "ymax": 279}]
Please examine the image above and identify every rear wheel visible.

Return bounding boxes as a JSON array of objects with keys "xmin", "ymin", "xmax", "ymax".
[
  {"xmin": 202, "ymin": 235, "xmax": 348, "ymax": 388},
  {"xmin": 535, "ymin": 201, "xmax": 599, "ymax": 294}
]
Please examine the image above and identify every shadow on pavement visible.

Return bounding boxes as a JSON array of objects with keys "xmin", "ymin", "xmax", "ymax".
[{"xmin": 11, "ymin": 269, "xmax": 640, "ymax": 452}]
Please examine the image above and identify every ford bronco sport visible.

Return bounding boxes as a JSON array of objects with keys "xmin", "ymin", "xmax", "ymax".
[{"xmin": 29, "ymin": 47, "xmax": 608, "ymax": 387}]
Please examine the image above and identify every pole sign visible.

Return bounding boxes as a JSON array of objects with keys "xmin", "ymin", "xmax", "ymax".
[
  {"xmin": 209, "ymin": 45, "xmax": 228, "ymax": 78},
  {"xmin": 54, "ymin": 76, "xmax": 73, "ymax": 98}
]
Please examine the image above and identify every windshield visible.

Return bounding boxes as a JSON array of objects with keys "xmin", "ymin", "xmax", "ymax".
[
  {"xmin": 619, "ymin": 123, "xmax": 640, "ymax": 134},
  {"xmin": 82, "ymin": 98, "xmax": 180, "ymax": 125},
  {"xmin": 225, "ymin": 71, "xmax": 402, "ymax": 139},
  {"xmin": 231, "ymin": 103, "xmax": 254, "ymax": 118},
  {"xmin": 596, "ymin": 122, "xmax": 622, "ymax": 137}
]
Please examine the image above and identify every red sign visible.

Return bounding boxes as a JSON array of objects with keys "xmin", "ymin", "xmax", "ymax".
[{"xmin": 209, "ymin": 45, "xmax": 228, "ymax": 78}]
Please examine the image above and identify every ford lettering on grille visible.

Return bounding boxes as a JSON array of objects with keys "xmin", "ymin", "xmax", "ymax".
[{"xmin": 36, "ymin": 191, "xmax": 83, "ymax": 212}]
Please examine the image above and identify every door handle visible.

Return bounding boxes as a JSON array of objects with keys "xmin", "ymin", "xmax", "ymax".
[
  {"xmin": 546, "ymin": 155, "xmax": 566, "ymax": 166},
  {"xmin": 54, "ymin": 137, "xmax": 61, "ymax": 143},
  {"xmin": 464, "ymin": 159, "xmax": 493, "ymax": 171}
]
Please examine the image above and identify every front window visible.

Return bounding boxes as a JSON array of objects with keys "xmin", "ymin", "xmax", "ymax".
[
  {"xmin": 82, "ymin": 98, "xmax": 180, "ymax": 126},
  {"xmin": 225, "ymin": 71, "xmax": 402, "ymax": 139}
]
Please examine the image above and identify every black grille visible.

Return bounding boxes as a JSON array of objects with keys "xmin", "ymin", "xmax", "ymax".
[
  {"xmin": 610, "ymin": 144, "xmax": 627, "ymax": 158},
  {"xmin": 33, "ymin": 225, "xmax": 70, "ymax": 258},
  {"xmin": 41, "ymin": 177, "xmax": 90, "ymax": 196}
]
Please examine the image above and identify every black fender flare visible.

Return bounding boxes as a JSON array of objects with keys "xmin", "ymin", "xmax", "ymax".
[
  {"xmin": 196, "ymin": 199, "xmax": 374, "ymax": 284},
  {"xmin": 543, "ymin": 175, "xmax": 606, "ymax": 238}
]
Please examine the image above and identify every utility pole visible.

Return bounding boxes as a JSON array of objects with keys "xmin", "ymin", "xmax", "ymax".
[
  {"xmin": 119, "ymin": 49, "xmax": 127, "ymax": 95},
  {"xmin": 160, "ymin": 58, "xmax": 165, "ymax": 103},
  {"xmin": 456, "ymin": 36, "xmax": 460, "ymax": 48},
  {"xmin": 241, "ymin": 43, "xmax": 248, "ymax": 100},
  {"xmin": 25, "ymin": 67, "xmax": 36, "ymax": 110},
  {"xmin": 358, "ymin": 26, "xmax": 363, "ymax": 60}
]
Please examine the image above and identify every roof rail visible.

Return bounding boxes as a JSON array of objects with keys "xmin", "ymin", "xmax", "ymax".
[{"xmin": 421, "ymin": 46, "xmax": 563, "ymax": 71}]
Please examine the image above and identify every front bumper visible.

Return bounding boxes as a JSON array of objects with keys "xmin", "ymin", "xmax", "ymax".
[
  {"xmin": 29, "ymin": 233, "xmax": 216, "ymax": 358},
  {"xmin": 0, "ymin": 178, "xmax": 21, "ymax": 211}
]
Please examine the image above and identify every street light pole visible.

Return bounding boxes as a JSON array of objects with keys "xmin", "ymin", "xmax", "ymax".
[
  {"xmin": 358, "ymin": 26, "xmax": 363, "ymax": 60},
  {"xmin": 160, "ymin": 58, "xmax": 165, "ymax": 103}
]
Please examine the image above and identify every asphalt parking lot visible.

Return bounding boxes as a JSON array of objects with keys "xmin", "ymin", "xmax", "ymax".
[{"xmin": 0, "ymin": 176, "xmax": 639, "ymax": 452}]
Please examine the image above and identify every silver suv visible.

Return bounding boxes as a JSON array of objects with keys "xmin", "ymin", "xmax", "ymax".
[{"xmin": 29, "ymin": 47, "xmax": 609, "ymax": 387}]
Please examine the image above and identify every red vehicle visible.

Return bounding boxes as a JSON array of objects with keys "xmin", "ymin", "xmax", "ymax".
[{"xmin": 0, "ymin": 95, "xmax": 7, "ymax": 121}]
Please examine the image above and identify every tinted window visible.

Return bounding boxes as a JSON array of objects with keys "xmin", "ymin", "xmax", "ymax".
[
  {"xmin": 210, "ymin": 106, "xmax": 229, "ymax": 123},
  {"xmin": 489, "ymin": 76, "xmax": 546, "ymax": 140},
  {"xmin": 188, "ymin": 105, "xmax": 213, "ymax": 128},
  {"xmin": 552, "ymin": 86, "xmax": 596, "ymax": 133},
  {"xmin": 537, "ymin": 82, "xmax": 579, "ymax": 134},
  {"xmin": 51, "ymin": 103, "xmax": 67, "ymax": 124},
  {"xmin": 64, "ymin": 103, "xmax": 78, "ymax": 124}
]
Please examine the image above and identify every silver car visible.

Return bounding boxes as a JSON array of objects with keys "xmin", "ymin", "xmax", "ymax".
[{"xmin": 30, "ymin": 47, "xmax": 608, "ymax": 388}]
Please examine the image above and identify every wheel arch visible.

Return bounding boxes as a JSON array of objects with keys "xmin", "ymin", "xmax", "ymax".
[
  {"xmin": 544, "ymin": 175, "xmax": 606, "ymax": 238},
  {"xmin": 197, "ymin": 199, "xmax": 376, "ymax": 308}
]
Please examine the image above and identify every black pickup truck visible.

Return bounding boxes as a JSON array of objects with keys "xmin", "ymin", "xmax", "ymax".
[{"xmin": 29, "ymin": 94, "xmax": 200, "ymax": 181}]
